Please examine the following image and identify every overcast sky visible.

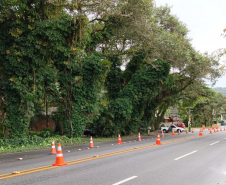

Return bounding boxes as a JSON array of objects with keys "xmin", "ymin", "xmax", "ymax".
[{"xmin": 155, "ymin": 0, "xmax": 226, "ymax": 87}]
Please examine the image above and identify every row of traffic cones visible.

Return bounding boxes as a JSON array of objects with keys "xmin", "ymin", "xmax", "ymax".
[
  {"xmin": 50, "ymin": 136, "xmax": 96, "ymax": 166},
  {"xmin": 51, "ymin": 126, "xmax": 226, "ymax": 166}
]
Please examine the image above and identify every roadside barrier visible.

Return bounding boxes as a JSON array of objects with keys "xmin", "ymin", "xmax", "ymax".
[
  {"xmin": 117, "ymin": 134, "xmax": 123, "ymax": 144},
  {"xmin": 156, "ymin": 134, "xmax": 162, "ymax": 145},
  {"xmin": 52, "ymin": 143, "xmax": 67, "ymax": 166},
  {"xmin": 172, "ymin": 129, "xmax": 175, "ymax": 136},
  {"xmin": 199, "ymin": 130, "xmax": 203, "ymax": 136},
  {"xmin": 138, "ymin": 132, "xmax": 141, "ymax": 141},
  {"xmin": 89, "ymin": 136, "xmax": 94, "ymax": 148},
  {"xmin": 50, "ymin": 139, "xmax": 56, "ymax": 154}
]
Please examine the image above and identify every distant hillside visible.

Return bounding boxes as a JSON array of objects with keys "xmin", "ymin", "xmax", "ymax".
[{"xmin": 212, "ymin": 87, "xmax": 226, "ymax": 95}]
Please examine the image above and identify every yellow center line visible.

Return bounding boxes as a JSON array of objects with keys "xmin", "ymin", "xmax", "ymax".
[{"xmin": 0, "ymin": 133, "xmax": 210, "ymax": 180}]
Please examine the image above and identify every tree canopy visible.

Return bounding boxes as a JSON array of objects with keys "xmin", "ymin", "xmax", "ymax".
[{"xmin": 0, "ymin": 0, "xmax": 223, "ymax": 138}]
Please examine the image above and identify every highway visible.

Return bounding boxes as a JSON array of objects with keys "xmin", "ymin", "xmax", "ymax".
[{"xmin": 1, "ymin": 129, "xmax": 226, "ymax": 185}]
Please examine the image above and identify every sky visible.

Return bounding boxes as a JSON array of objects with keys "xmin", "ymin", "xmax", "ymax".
[{"xmin": 155, "ymin": 0, "xmax": 226, "ymax": 87}]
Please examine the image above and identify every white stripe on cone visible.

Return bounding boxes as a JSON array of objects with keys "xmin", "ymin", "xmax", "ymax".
[{"xmin": 56, "ymin": 153, "xmax": 63, "ymax": 157}]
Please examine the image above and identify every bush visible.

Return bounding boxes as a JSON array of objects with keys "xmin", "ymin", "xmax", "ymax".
[{"xmin": 29, "ymin": 128, "xmax": 55, "ymax": 138}]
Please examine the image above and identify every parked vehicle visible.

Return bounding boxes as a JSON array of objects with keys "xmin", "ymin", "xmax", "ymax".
[
  {"xmin": 174, "ymin": 123, "xmax": 185, "ymax": 128},
  {"xmin": 161, "ymin": 124, "xmax": 184, "ymax": 133},
  {"xmin": 83, "ymin": 129, "xmax": 96, "ymax": 137}
]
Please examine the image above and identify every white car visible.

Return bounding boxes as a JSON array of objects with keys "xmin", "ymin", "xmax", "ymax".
[{"xmin": 161, "ymin": 124, "xmax": 184, "ymax": 133}]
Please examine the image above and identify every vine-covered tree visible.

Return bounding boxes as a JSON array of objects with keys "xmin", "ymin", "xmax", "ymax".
[{"xmin": 0, "ymin": 0, "xmax": 223, "ymax": 138}]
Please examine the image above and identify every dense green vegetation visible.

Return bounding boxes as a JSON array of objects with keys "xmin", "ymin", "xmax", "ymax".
[{"xmin": 0, "ymin": 0, "xmax": 224, "ymax": 143}]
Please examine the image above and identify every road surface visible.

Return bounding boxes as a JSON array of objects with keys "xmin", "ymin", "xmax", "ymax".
[{"xmin": 0, "ymin": 129, "xmax": 226, "ymax": 185}]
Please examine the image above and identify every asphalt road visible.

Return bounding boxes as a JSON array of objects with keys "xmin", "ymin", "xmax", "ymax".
[{"xmin": 1, "ymin": 129, "xmax": 226, "ymax": 185}]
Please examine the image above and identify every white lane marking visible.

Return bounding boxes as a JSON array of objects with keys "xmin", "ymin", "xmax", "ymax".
[
  {"xmin": 112, "ymin": 176, "xmax": 138, "ymax": 185},
  {"xmin": 210, "ymin": 141, "xmax": 219, "ymax": 145},
  {"xmin": 174, "ymin": 150, "xmax": 198, "ymax": 161}
]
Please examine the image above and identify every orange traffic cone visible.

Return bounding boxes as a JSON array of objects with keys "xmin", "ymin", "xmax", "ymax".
[
  {"xmin": 50, "ymin": 139, "xmax": 56, "ymax": 154},
  {"xmin": 224, "ymin": 127, "xmax": 226, "ymax": 131},
  {"xmin": 117, "ymin": 134, "xmax": 123, "ymax": 144},
  {"xmin": 216, "ymin": 125, "xmax": 219, "ymax": 129},
  {"xmin": 178, "ymin": 130, "xmax": 181, "ymax": 135},
  {"xmin": 162, "ymin": 131, "xmax": 164, "ymax": 138},
  {"xmin": 52, "ymin": 143, "xmax": 67, "ymax": 166},
  {"xmin": 210, "ymin": 130, "xmax": 212, "ymax": 134},
  {"xmin": 192, "ymin": 129, "xmax": 194, "ymax": 133},
  {"xmin": 212, "ymin": 125, "xmax": 214, "ymax": 130},
  {"xmin": 89, "ymin": 136, "xmax": 94, "ymax": 148},
  {"xmin": 172, "ymin": 129, "xmax": 175, "ymax": 136},
  {"xmin": 202, "ymin": 125, "xmax": 205, "ymax": 130},
  {"xmin": 199, "ymin": 130, "xmax": 203, "ymax": 136},
  {"xmin": 138, "ymin": 132, "xmax": 141, "ymax": 141},
  {"xmin": 214, "ymin": 128, "xmax": 216, "ymax": 133},
  {"xmin": 156, "ymin": 134, "xmax": 162, "ymax": 145},
  {"xmin": 208, "ymin": 127, "xmax": 210, "ymax": 131},
  {"xmin": 186, "ymin": 130, "xmax": 188, "ymax": 134},
  {"xmin": 220, "ymin": 128, "xmax": 222, "ymax": 131}
]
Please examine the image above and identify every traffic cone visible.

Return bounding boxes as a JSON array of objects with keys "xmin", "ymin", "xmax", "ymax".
[
  {"xmin": 178, "ymin": 130, "xmax": 181, "ymax": 135},
  {"xmin": 208, "ymin": 127, "xmax": 210, "ymax": 131},
  {"xmin": 186, "ymin": 130, "xmax": 188, "ymax": 134},
  {"xmin": 192, "ymin": 129, "xmax": 194, "ymax": 133},
  {"xmin": 212, "ymin": 125, "xmax": 214, "ymax": 130},
  {"xmin": 156, "ymin": 134, "xmax": 162, "ymax": 145},
  {"xmin": 117, "ymin": 134, "xmax": 123, "ymax": 144},
  {"xmin": 210, "ymin": 130, "xmax": 212, "ymax": 134},
  {"xmin": 214, "ymin": 128, "xmax": 216, "ymax": 133},
  {"xmin": 217, "ymin": 129, "xmax": 219, "ymax": 132},
  {"xmin": 89, "ymin": 136, "xmax": 94, "ymax": 148},
  {"xmin": 50, "ymin": 139, "xmax": 56, "ymax": 154},
  {"xmin": 224, "ymin": 127, "xmax": 226, "ymax": 131},
  {"xmin": 216, "ymin": 125, "xmax": 219, "ymax": 129},
  {"xmin": 199, "ymin": 130, "xmax": 203, "ymax": 136},
  {"xmin": 220, "ymin": 128, "xmax": 222, "ymax": 131},
  {"xmin": 162, "ymin": 131, "xmax": 164, "ymax": 138},
  {"xmin": 52, "ymin": 143, "xmax": 67, "ymax": 166},
  {"xmin": 138, "ymin": 132, "xmax": 141, "ymax": 141},
  {"xmin": 172, "ymin": 129, "xmax": 175, "ymax": 136},
  {"xmin": 202, "ymin": 125, "xmax": 205, "ymax": 130}
]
